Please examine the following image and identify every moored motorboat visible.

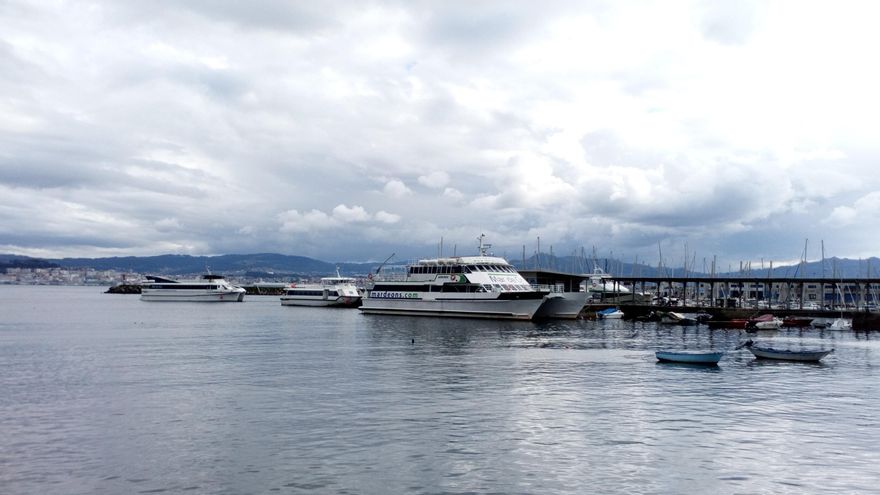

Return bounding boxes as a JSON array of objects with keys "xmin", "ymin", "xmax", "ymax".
[
  {"xmin": 660, "ymin": 311, "xmax": 697, "ymax": 325},
  {"xmin": 738, "ymin": 340, "xmax": 833, "ymax": 362},
  {"xmin": 827, "ymin": 317, "xmax": 852, "ymax": 330},
  {"xmin": 746, "ymin": 314, "xmax": 782, "ymax": 330},
  {"xmin": 811, "ymin": 317, "xmax": 853, "ymax": 330},
  {"xmin": 655, "ymin": 350, "xmax": 723, "ymax": 364},
  {"xmin": 597, "ymin": 307, "xmax": 624, "ymax": 319}
]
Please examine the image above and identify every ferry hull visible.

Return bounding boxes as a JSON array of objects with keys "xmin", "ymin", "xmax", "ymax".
[
  {"xmin": 533, "ymin": 292, "xmax": 589, "ymax": 319},
  {"xmin": 140, "ymin": 291, "xmax": 245, "ymax": 302},
  {"xmin": 281, "ymin": 297, "xmax": 362, "ymax": 308},
  {"xmin": 359, "ymin": 297, "xmax": 548, "ymax": 320}
]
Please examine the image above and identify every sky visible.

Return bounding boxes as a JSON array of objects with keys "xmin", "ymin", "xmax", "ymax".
[{"xmin": 2, "ymin": 0, "xmax": 879, "ymax": 267}]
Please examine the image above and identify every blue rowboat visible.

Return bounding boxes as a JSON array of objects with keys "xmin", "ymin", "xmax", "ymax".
[{"xmin": 655, "ymin": 350, "xmax": 724, "ymax": 364}]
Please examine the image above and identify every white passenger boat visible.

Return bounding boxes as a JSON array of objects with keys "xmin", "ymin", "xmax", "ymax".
[
  {"xmin": 532, "ymin": 290, "xmax": 590, "ymax": 319},
  {"xmin": 140, "ymin": 275, "xmax": 245, "ymax": 302},
  {"xmin": 359, "ymin": 235, "xmax": 555, "ymax": 320},
  {"xmin": 280, "ymin": 271, "xmax": 362, "ymax": 307}
]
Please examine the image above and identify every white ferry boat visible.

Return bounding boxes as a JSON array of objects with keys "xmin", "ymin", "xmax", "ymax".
[
  {"xmin": 359, "ymin": 235, "xmax": 555, "ymax": 320},
  {"xmin": 140, "ymin": 274, "xmax": 246, "ymax": 302},
  {"xmin": 519, "ymin": 269, "xmax": 591, "ymax": 319},
  {"xmin": 280, "ymin": 271, "xmax": 362, "ymax": 307}
]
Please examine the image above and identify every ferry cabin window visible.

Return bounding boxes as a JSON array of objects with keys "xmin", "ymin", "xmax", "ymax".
[{"xmin": 149, "ymin": 284, "xmax": 217, "ymax": 290}]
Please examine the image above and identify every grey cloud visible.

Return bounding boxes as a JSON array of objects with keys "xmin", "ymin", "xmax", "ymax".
[
  {"xmin": 107, "ymin": 0, "xmax": 340, "ymax": 34},
  {"xmin": 1, "ymin": 0, "xmax": 878, "ymax": 266},
  {"xmin": 581, "ymin": 129, "xmax": 658, "ymax": 168},
  {"xmin": 699, "ymin": 0, "xmax": 760, "ymax": 45}
]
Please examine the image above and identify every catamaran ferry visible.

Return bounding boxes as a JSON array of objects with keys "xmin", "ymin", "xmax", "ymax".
[
  {"xmin": 140, "ymin": 274, "xmax": 246, "ymax": 302},
  {"xmin": 359, "ymin": 235, "xmax": 555, "ymax": 320},
  {"xmin": 280, "ymin": 271, "xmax": 362, "ymax": 307}
]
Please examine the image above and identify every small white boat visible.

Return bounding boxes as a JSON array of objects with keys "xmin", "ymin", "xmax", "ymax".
[
  {"xmin": 655, "ymin": 351, "xmax": 723, "ymax": 364},
  {"xmin": 747, "ymin": 314, "xmax": 782, "ymax": 330},
  {"xmin": 827, "ymin": 318, "xmax": 852, "ymax": 330},
  {"xmin": 597, "ymin": 307, "xmax": 624, "ymax": 319},
  {"xmin": 812, "ymin": 317, "xmax": 853, "ymax": 330},
  {"xmin": 660, "ymin": 311, "xmax": 697, "ymax": 326},
  {"xmin": 738, "ymin": 340, "xmax": 833, "ymax": 362}
]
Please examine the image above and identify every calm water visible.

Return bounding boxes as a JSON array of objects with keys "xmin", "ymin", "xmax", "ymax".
[{"xmin": 1, "ymin": 286, "xmax": 879, "ymax": 494}]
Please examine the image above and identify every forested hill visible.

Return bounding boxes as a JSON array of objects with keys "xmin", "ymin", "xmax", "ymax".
[
  {"xmin": 47, "ymin": 253, "xmax": 378, "ymax": 276},
  {"xmin": 4, "ymin": 252, "xmax": 880, "ymax": 278}
]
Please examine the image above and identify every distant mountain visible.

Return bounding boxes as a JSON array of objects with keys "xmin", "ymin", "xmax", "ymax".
[
  {"xmin": 3, "ymin": 252, "xmax": 880, "ymax": 278},
  {"xmin": 512, "ymin": 254, "xmax": 880, "ymax": 279},
  {"xmin": 737, "ymin": 257, "xmax": 880, "ymax": 279},
  {"xmin": 47, "ymin": 253, "xmax": 381, "ymax": 276}
]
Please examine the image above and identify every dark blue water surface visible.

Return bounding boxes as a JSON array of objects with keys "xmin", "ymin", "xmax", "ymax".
[{"xmin": 1, "ymin": 286, "xmax": 879, "ymax": 494}]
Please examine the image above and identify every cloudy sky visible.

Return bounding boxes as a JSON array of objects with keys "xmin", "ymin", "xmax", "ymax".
[{"xmin": 2, "ymin": 0, "xmax": 879, "ymax": 267}]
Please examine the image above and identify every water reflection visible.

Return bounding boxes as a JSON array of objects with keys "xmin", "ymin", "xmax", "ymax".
[
  {"xmin": 654, "ymin": 361, "xmax": 722, "ymax": 372},
  {"xmin": 2, "ymin": 287, "xmax": 880, "ymax": 494}
]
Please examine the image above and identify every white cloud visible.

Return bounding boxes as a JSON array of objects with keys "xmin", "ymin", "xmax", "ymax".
[
  {"xmin": 825, "ymin": 192, "xmax": 880, "ymax": 227},
  {"xmin": 826, "ymin": 206, "xmax": 857, "ymax": 226},
  {"xmin": 382, "ymin": 179, "xmax": 412, "ymax": 197},
  {"xmin": 442, "ymin": 187, "xmax": 464, "ymax": 202},
  {"xmin": 332, "ymin": 204, "xmax": 370, "ymax": 222},
  {"xmin": 375, "ymin": 210, "xmax": 401, "ymax": 223},
  {"xmin": 277, "ymin": 209, "xmax": 333, "ymax": 234},
  {"xmin": 417, "ymin": 171, "xmax": 450, "ymax": 189}
]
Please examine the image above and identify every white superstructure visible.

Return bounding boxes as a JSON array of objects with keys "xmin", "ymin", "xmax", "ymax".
[
  {"xmin": 360, "ymin": 235, "xmax": 555, "ymax": 320},
  {"xmin": 281, "ymin": 271, "xmax": 362, "ymax": 307},
  {"xmin": 140, "ymin": 275, "xmax": 246, "ymax": 302}
]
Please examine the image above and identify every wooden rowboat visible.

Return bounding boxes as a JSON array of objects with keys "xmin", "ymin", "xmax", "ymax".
[
  {"xmin": 738, "ymin": 340, "xmax": 833, "ymax": 362},
  {"xmin": 748, "ymin": 346, "xmax": 833, "ymax": 362},
  {"xmin": 655, "ymin": 350, "xmax": 724, "ymax": 364}
]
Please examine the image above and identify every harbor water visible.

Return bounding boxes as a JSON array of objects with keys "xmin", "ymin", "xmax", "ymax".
[{"xmin": 1, "ymin": 285, "xmax": 879, "ymax": 494}]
